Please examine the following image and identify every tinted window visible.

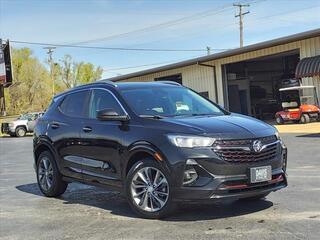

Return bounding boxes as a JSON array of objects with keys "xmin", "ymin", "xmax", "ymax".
[
  {"xmin": 59, "ymin": 91, "xmax": 89, "ymax": 118},
  {"xmin": 120, "ymin": 86, "xmax": 224, "ymax": 117},
  {"xmin": 89, "ymin": 89, "xmax": 124, "ymax": 119}
]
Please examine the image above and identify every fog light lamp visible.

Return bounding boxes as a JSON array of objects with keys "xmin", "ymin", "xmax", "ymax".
[{"xmin": 183, "ymin": 167, "xmax": 198, "ymax": 185}]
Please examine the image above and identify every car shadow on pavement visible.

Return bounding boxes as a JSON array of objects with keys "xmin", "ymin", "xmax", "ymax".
[
  {"xmin": 0, "ymin": 135, "xmax": 33, "ymax": 138},
  {"xmin": 296, "ymin": 133, "xmax": 320, "ymax": 138},
  {"xmin": 16, "ymin": 183, "xmax": 273, "ymax": 221}
]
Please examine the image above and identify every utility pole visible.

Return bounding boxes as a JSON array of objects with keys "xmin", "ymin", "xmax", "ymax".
[
  {"xmin": 206, "ymin": 46, "xmax": 211, "ymax": 55},
  {"xmin": 233, "ymin": 3, "xmax": 250, "ymax": 47},
  {"xmin": 44, "ymin": 47, "xmax": 56, "ymax": 97}
]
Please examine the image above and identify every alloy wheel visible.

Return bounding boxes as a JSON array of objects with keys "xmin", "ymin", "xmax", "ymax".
[
  {"xmin": 16, "ymin": 128, "xmax": 26, "ymax": 137},
  {"xmin": 131, "ymin": 167, "xmax": 169, "ymax": 212},
  {"xmin": 38, "ymin": 156, "xmax": 54, "ymax": 192}
]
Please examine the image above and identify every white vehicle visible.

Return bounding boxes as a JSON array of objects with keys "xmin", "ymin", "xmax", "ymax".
[{"xmin": 1, "ymin": 112, "xmax": 43, "ymax": 137}]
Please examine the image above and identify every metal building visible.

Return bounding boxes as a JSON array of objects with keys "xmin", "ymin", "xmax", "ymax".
[{"xmin": 107, "ymin": 29, "xmax": 320, "ymax": 119}]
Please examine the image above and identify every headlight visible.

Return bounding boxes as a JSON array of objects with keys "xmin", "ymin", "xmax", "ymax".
[
  {"xmin": 8, "ymin": 123, "xmax": 14, "ymax": 127},
  {"xmin": 167, "ymin": 134, "xmax": 215, "ymax": 148},
  {"xmin": 275, "ymin": 130, "xmax": 280, "ymax": 140}
]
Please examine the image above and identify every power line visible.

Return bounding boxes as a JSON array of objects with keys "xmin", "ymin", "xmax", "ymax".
[
  {"xmin": 103, "ymin": 52, "xmax": 227, "ymax": 71},
  {"xmin": 10, "ymin": 40, "xmax": 212, "ymax": 52},
  {"xmin": 104, "ymin": 60, "xmax": 187, "ymax": 71},
  {"xmin": 66, "ymin": 4, "xmax": 236, "ymax": 46},
  {"xmin": 65, "ymin": 1, "xmax": 262, "ymax": 46},
  {"xmin": 146, "ymin": 3, "xmax": 316, "ymax": 46}
]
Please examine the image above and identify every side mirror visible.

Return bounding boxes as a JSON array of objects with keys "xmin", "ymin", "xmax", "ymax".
[{"xmin": 97, "ymin": 108, "xmax": 129, "ymax": 121}]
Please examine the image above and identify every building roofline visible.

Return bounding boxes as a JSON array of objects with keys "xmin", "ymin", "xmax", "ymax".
[{"xmin": 105, "ymin": 28, "xmax": 320, "ymax": 82}]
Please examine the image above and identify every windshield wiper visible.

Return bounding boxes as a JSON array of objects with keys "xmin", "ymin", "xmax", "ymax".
[
  {"xmin": 191, "ymin": 113, "xmax": 214, "ymax": 116},
  {"xmin": 139, "ymin": 114, "xmax": 165, "ymax": 119},
  {"xmin": 171, "ymin": 113, "xmax": 217, "ymax": 117}
]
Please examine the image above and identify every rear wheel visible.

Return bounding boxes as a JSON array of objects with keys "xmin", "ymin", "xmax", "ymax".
[
  {"xmin": 15, "ymin": 126, "xmax": 26, "ymax": 137},
  {"xmin": 36, "ymin": 151, "xmax": 68, "ymax": 197},
  {"xmin": 126, "ymin": 158, "xmax": 175, "ymax": 219},
  {"xmin": 275, "ymin": 115, "xmax": 284, "ymax": 125},
  {"xmin": 300, "ymin": 114, "xmax": 310, "ymax": 124}
]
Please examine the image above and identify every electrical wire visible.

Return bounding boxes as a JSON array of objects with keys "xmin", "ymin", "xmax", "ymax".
[
  {"xmin": 10, "ymin": 40, "xmax": 209, "ymax": 52},
  {"xmin": 65, "ymin": 0, "xmax": 262, "ymax": 46},
  {"xmin": 103, "ymin": 54, "xmax": 205, "ymax": 71}
]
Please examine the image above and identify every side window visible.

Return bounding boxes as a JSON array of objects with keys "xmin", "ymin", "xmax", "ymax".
[
  {"xmin": 59, "ymin": 91, "xmax": 89, "ymax": 118},
  {"xmin": 89, "ymin": 89, "xmax": 124, "ymax": 119}
]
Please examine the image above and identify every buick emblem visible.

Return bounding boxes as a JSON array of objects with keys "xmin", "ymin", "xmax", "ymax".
[{"xmin": 252, "ymin": 140, "xmax": 263, "ymax": 152}]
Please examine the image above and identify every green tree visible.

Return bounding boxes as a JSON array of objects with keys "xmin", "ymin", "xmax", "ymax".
[
  {"xmin": 5, "ymin": 48, "xmax": 51, "ymax": 114},
  {"xmin": 4, "ymin": 48, "xmax": 103, "ymax": 115},
  {"xmin": 56, "ymin": 55, "xmax": 103, "ymax": 91}
]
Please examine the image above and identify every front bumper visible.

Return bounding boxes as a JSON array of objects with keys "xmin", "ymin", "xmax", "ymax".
[
  {"xmin": 165, "ymin": 140, "xmax": 288, "ymax": 202},
  {"xmin": 1, "ymin": 123, "xmax": 15, "ymax": 134},
  {"xmin": 172, "ymin": 168, "xmax": 287, "ymax": 202}
]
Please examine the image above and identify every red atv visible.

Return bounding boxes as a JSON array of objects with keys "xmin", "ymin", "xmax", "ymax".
[{"xmin": 275, "ymin": 85, "xmax": 320, "ymax": 124}]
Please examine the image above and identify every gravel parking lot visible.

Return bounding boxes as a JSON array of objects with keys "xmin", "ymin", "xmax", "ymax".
[{"xmin": 0, "ymin": 133, "xmax": 319, "ymax": 240}]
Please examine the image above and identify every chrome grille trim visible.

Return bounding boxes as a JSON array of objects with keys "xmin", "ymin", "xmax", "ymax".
[{"xmin": 213, "ymin": 136, "xmax": 279, "ymax": 163}]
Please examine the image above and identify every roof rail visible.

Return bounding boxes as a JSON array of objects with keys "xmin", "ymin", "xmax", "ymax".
[
  {"xmin": 53, "ymin": 80, "xmax": 115, "ymax": 99},
  {"xmin": 159, "ymin": 81, "xmax": 181, "ymax": 86},
  {"xmin": 97, "ymin": 79, "xmax": 116, "ymax": 85}
]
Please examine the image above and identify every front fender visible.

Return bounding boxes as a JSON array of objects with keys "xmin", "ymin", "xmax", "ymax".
[{"xmin": 122, "ymin": 141, "xmax": 171, "ymax": 177}]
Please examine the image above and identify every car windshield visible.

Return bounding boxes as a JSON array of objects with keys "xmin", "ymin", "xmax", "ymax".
[
  {"xmin": 299, "ymin": 88, "xmax": 318, "ymax": 105},
  {"xmin": 17, "ymin": 113, "xmax": 38, "ymax": 120},
  {"xmin": 120, "ymin": 86, "xmax": 225, "ymax": 117},
  {"xmin": 17, "ymin": 114, "xmax": 32, "ymax": 120}
]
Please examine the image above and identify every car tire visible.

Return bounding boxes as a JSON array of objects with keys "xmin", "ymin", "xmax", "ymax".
[
  {"xmin": 126, "ymin": 158, "xmax": 176, "ymax": 219},
  {"xmin": 300, "ymin": 114, "xmax": 310, "ymax": 124},
  {"xmin": 15, "ymin": 126, "xmax": 26, "ymax": 137},
  {"xmin": 36, "ymin": 151, "xmax": 68, "ymax": 197},
  {"xmin": 275, "ymin": 115, "xmax": 284, "ymax": 125},
  {"xmin": 240, "ymin": 193, "xmax": 269, "ymax": 201}
]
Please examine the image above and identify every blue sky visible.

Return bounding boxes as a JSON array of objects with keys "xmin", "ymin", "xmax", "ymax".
[{"xmin": 1, "ymin": 0, "xmax": 319, "ymax": 79}]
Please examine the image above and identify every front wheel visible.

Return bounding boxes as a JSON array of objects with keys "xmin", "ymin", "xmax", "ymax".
[
  {"xmin": 36, "ymin": 151, "xmax": 68, "ymax": 197},
  {"xmin": 275, "ymin": 115, "xmax": 284, "ymax": 125},
  {"xmin": 15, "ymin": 126, "xmax": 26, "ymax": 137},
  {"xmin": 300, "ymin": 114, "xmax": 310, "ymax": 124},
  {"xmin": 126, "ymin": 158, "xmax": 175, "ymax": 219}
]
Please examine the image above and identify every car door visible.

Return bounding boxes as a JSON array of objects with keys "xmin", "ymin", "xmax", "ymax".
[
  {"xmin": 47, "ymin": 90, "xmax": 90, "ymax": 180},
  {"xmin": 78, "ymin": 88, "xmax": 128, "ymax": 188}
]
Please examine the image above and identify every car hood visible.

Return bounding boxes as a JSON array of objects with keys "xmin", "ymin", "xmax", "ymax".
[
  {"xmin": 11, "ymin": 119, "xmax": 28, "ymax": 125},
  {"xmin": 161, "ymin": 113, "xmax": 275, "ymax": 139}
]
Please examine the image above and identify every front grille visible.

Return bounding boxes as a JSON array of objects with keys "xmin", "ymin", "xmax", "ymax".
[
  {"xmin": 1, "ymin": 123, "xmax": 9, "ymax": 134},
  {"xmin": 213, "ymin": 135, "xmax": 278, "ymax": 163}
]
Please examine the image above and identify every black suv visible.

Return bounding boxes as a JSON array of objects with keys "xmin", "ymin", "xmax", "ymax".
[{"xmin": 33, "ymin": 80, "xmax": 287, "ymax": 218}]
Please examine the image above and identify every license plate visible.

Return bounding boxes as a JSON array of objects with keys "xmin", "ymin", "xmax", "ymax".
[{"xmin": 250, "ymin": 166, "xmax": 272, "ymax": 183}]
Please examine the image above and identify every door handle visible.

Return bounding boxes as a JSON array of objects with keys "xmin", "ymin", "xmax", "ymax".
[
  {"xmin": 51, "ymin": 122, "xmax": 60, "ymax": 129},
  {"xmin": 82, "ymin": 126, "xmax": 92, "ymax": 133}
]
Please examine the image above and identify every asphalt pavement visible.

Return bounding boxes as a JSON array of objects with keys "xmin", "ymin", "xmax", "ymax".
[{"xmin": 0, "ymin": 133, "xmax": 319, "ymax": 240}]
